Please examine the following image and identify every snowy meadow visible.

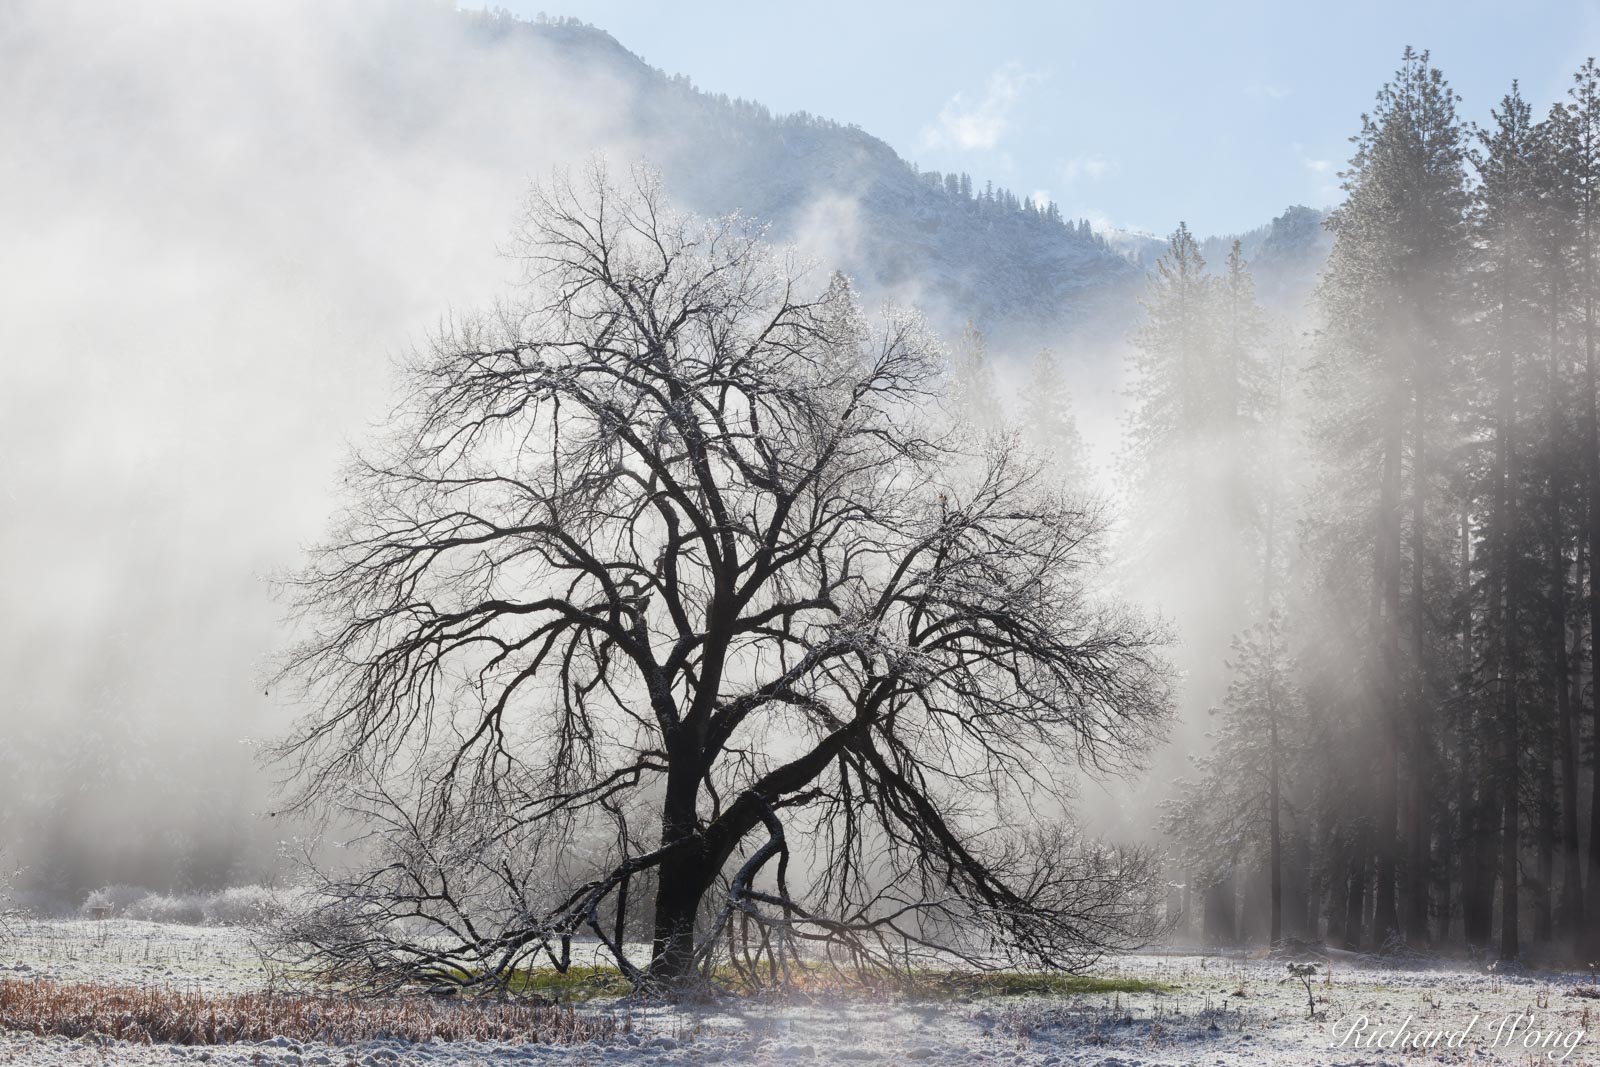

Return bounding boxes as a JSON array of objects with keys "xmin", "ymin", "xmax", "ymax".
[
  {"xmin": 4, "ymin": 921, "xmax": 1600, "ymax": 1065},
  {"xmin": 12, "ymin": 3, "xmax": 1600, "ymax": 1066}
]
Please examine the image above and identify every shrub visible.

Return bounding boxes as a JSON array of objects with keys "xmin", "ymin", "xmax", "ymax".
[
  {"xmin": 78, "ymin": 884, "xmax": 301, "ymax": 927},
  {"xmin": 125, "ymin": 893, "xmax": 207, "ymax": 925},
  {"xmin": 202, "ymin": 885, "xmax": 288, "ymax": 926},
  {"xmin": 79, "ymin": 885, "xmax": 149, "ymax": 917}
]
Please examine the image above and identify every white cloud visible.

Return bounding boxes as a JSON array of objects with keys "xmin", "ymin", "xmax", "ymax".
[
  {"xmin": 1247, "ymin": 81, "xmax": 1290, "ymax": 100},
  {"xmin": 920, "ymin": 63, "xmax": 1037, "ymax": 152},
  {"xmin": 1292, "ymin": 141, "xmax": 1333, "ymax": 173},
  {"xmin": 1061, "ymin": 153, "xmax": 1118, "ymax": 185}
]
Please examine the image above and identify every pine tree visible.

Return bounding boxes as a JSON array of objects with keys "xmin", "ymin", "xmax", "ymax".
[
  {"xmin": 948, "ymin": 320, "xmax": 1003, "ymax": 431},
  {"xmin": 1019, "ymin": 348, "xmax": 1089, "ymax": 486},
  {"xmin": 1564, "ymin": 58, "xmax": 1600, "ymax": 957},
  {"xmin": 1123, "ymin": 222, "xmax": 1248, "ymax": 578},
  {"xmin": 1161, "ymin": 616, "xmax": 1305, "ymax": 946},
  {"xmin": 1126, "ymin": 223, "xmax": 1213, "ymax": 481},
  {"xmin": 1161, "ymin": 46, "xmax": 1600, "ymax": 962},
  {"xmin": 1309, "ymin": 47, "xmax": 1471, "ymax": 950},
  {"xmin": 1471, "ymin": 83, "xmax": 1547, "ymax": 958},
  {"xmin": 1215, "ymin": 240, "xmax": 1273, "ymax": 538},
  {"xmin": 1530, "ymin": 97, "xmax": 1585, "ymax": 941},
  {"xmin": 1132, "ymin": 228, "xmax": 1286, "ymax": 942}
]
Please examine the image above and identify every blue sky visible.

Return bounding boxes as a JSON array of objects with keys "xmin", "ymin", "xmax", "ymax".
[{"xmin": 495, "ymin": 0, "xmax": 1600, "ymax": 235}]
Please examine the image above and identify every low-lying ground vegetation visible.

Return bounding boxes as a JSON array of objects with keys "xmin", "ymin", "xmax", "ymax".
[
  {"xmin": 76, "ymin": 884, "xmax": 295, "ymax": 926},
  {"xmin": 495, "ymin": 963, "xmax": 1170, "ymax": 1002},
  {"xmin": 0, "ymin": 976, "xmax": 615, "ymax": 1046}
]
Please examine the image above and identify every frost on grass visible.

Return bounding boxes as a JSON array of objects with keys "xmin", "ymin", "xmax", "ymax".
[
  {"xmin": 0, "ymin": 975, "xmax": 613, "ymax": 1046},
  {"xmin": 5, "ymin": 926, "xmax": 1600, "ymax": 1065}
]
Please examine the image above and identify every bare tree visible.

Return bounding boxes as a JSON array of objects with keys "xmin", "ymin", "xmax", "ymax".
[{"xmin": 274, "ymin": 164, "xmax": 1172, "ymax": 994}]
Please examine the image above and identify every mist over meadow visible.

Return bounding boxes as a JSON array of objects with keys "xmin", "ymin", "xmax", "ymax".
[
  {"xmin": 1, "ymin": 1, "xmax": 634, "ymax": 899},
  {"xmin": 8, "ymin": 0, "xmax": 1600, "ymax": 984}
]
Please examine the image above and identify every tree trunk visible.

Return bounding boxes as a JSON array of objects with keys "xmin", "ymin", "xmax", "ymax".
[
  {"xmin": 1457, "ymin": 787, "xmax": 1475, "ymax": 947},
  {"xmin": 1284, "ymin": 820, "xmax": 1312, "ymax": 941},
  {"xmin": 1447, "ymin": 505, "xmax": 1473, "ymax": 946},
  {"xmin": 1464, "ymin": 768, "xmax": 1500, "ymax": 951},
  {"xmin": 1501, "ymin": 734, "xmax": 1520, "ymax": 961},
  {"xmin": 1343, "ymin": 846, "xmax": 1367, "ymax": 952},
  {"xmin": 648, "ymin": 854, "xmax": 708, "ymax": 982},
  {"xmin": 648, "ymin": 753, "xmax": 710, "ymax": 983},
  {"xmin": 1204, "ymin": 871, "xmax": 1237, "ymax": 947},
  {"xmin": 1497, "ymin": 318, "xmax": 1522, "ymax": 964},
  {"xmin": 1325, "ymin": 833, "xmax": 1348, "ymax": 948},
  {"xmin": 1556, "ymin": 507, "xmax": 1583, "ymax": 941},
  {"xmin": 1373, "ymin": 401, "xmax": 1404, "ymax": 946},
  {"xmin": 1406, "ymin": 388, "xmax": 1431, "ymax": 945},
  {"xmin": 1270, "ymin": 717, "xmax": 1283, "ymax": 945},
  {"xmin": 1496, "ymin": 509, "xmax": 1520, "ymax": 960},
  {"xmin": 1536, "ymin": 724, "xmax": 1556, "ymax": 944},
  {"xmin": 1301, "ymin": 829, "xmax": 1320, "ymax": 941},
  {"xmin": 1549, "ymin": 230, "xmax": 1583, "ymax": 943},
  {"xmin": 1582, "ymin": 167, "xmax": 1600, "ymax": 957}
]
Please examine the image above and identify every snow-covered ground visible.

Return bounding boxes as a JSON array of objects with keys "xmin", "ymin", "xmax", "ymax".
[{"xmin": 4, "ymin": 921, "xmax": 1600, "ymax": 1065}]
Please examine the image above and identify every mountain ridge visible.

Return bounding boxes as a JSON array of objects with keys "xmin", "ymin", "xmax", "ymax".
[{"xmin": 473, "ymin": 11, "xmax": 1329, "ymax": 349}]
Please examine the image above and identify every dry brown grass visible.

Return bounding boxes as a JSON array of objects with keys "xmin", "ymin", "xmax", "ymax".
[{"xmin": 0, "ymin": 976, "xmax": 614, "ymax": 1046}]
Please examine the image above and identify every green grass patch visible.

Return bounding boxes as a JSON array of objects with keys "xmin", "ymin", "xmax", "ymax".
[
  {"xmin": 502, "ymin": 964, "xmax": 633, "ymax": 1000},
  {"xmin": 491, "ymin": 963, "xmax": 1167, "ymax": 1001},
  {"xmin": 930, "ymin": 971, "xmax": 1171, "ymax": 997}
]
